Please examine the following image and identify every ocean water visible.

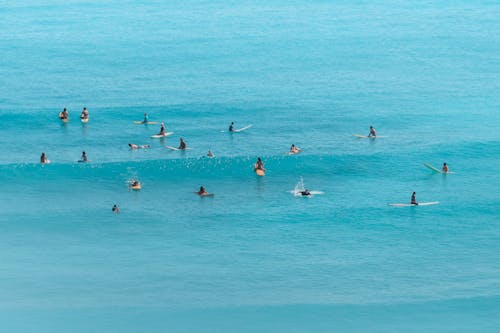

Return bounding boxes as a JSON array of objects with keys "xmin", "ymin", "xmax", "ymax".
[{"xmin": 1, "ymin": 1, "xmax": 500, "ymax": 332}]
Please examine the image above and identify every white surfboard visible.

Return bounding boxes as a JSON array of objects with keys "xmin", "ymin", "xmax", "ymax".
[
  {"xmin": 151, "ymin": 132, "xmax": 174, "ymax": 139},
  {"xmin": 165, "ymin": 146, "xmax": 192, "ymax": 151},
  {"xmin": 389, "ymin": 201, "xmax": 439, "ymax": 207},
  {"xmin": 81, "ymin": 118, "xmax": 89, "ymax": 123},
  {"xmin": 134, "ymin": 121, "xmax": 159, "ymax": 125},
  {"xmin": 222, "ymin": 124, "xmax": 253, "ymax": 133},
  {"xmin": 353, "ymin": 134, "xmax": 386, "ymax": 139}
]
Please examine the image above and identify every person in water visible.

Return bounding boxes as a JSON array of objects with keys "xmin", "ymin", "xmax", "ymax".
[
  {"xmin": 442, "ymin": 162, "xmax": 449, "ymax": 173},
  {"xmin": 142, "ymin": 113, "xmax": 149, "ymax": 123},
  {"xmin": 80, "ymin": 151, "xmax": 88, "ymax": 162},
  {"xmin": 196, "ymin": 186, "xmax": 208, "ymax": 195},
  {"xmin": 368, "ymin": 126, "xmax": 377, "ymax": 137},
  {"xmin": 159, "ymin": 122, "xmax": 166, "ymax": 135},
  {"xmin": 112, "ymin": 204, "xmax": 120, "ymax": 214},
  {"xmin": 207, "ymin": 150, "xmax": 214, "ymax": 157},
  {"xmin": 411, "ymin": 192, "xmax": 418, "ymax": 205},
  {"xmin": 300, "ymin": 189, "xmax": 311, "ymax": 196},
  {"xmin": 254, "ymin": 157, "xmax": 265, "ymax": 171},
  {"xmin": 40, "ymin": 152, "xmax": 49, "ymax": 164},
  {"xmin": 128, "ymin": 143, "xmax": 150, "ymax": 149},
  {"xmin": 80, "ymin": 107, "xmax": 89, "ymax": 119},
  {"xmin": 290, "ymin": 144, "xmax": 301, "ymax": 153},
  {"xmin": 229, "ymin": 122, "xmax": 234, "ymax": 132},
  {"xmin": 178, "ymin": 138, "xmax": 186, "ymax": 150},
  {"xmin": 60, "ymin": 108, "xmax": 69, "ymax": 119}
]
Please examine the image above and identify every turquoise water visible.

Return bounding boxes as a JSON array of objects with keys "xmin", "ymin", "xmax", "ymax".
[{"xmin": 1, "ymin": 1, "xmax": 500, "ymax": 332}]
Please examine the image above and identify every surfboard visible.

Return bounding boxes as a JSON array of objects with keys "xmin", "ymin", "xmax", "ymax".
[
  {"xmin": 255, "ymin": 168, "xmax": 265, "ymax": 176},
  {"xmin": 130, "ymin": 185, "xmax": 141, "ymax": 191},
  {"xmin": 353, "ymin": 134, "xmax": 386, "ymax": 139},
  {"xmin": 233, "ymin": 124, "xmax": 252, "ymax": 132},
  {"xmin": 41, "ymin": 160, "xmax": 51, "ymax": 164},
  {"xmin": 134, "ymin": 121, "xmax": 159, "ymax": 125},
  {"xmin": 389, "ymin": 201, "xmax": 439, "ymax": 207},
  {"xmin": 287, "ymin": 150, "xmax": 301, "ymax": 155},
  {"xmin": 81, "ymin": 118, "xmax": 89, "ymax": 123},
  {"xmin": 151, "ymin": 132, "xmax": 174, "ymax": 138},
  {"xmin": 195, "ymin": 192, "xmax": 214, "ymax": 197},
  {"xmin": 165, "ymin": 146, "xmax": 192, "ymax": 151}
]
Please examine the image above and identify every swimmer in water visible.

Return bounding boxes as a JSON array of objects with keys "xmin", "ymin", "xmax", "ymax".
[
  {"xmin": 411, "ymin": 192, "xmax": 418, "ymax": 205},
  {"xmin": 368, "ymin": 126, "xmax": 376, "ymax": 137},
  {"xmin": 442, "ymin": 162, "xmax": 449, "ymax": 173}
]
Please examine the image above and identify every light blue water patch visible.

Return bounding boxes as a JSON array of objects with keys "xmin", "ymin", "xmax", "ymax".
[{"xmin": 1, "ymin": 1, "xmax": 499, "ymax": 332}]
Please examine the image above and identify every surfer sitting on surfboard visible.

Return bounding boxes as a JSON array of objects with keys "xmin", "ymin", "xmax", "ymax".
[
  {"xmin": 142, "ymin": 113, "xmax": 149, "ymax": 123},
  {"xmin": 80, "ymin": 107, "xmax": 89, "ymax": 120},
  {"xmin": 368, "ymin": 126, "xmax": 376, "ymax": 137},
  {"xmin": 442, "ymin": 163, "xmax": 449, "ymax": 173},
  {"xmin": 411, "ymin": 192, "xmax": 418, "ymax": 205},
  {"xmin": 178, "ymin": 138, "xmax": 186, "ymax": 150},
  {"xmin": 290, "ymin": 144, "xmax": 301, "ymax": 154},
  {"xmin": 158, "ymin": 122, "xmax": 166, "ymax": 136},
  {"xmin": 40, "ymin": 152, "xmax": 49, "ymax": 164},
  {"xmin": 229, "ymin": 122, "xmax": 234, "ymax": 132},
  {"xmin": 254, "ymin": 157, "xmax": 265, "ymax": 171},
  {"xmin": 59, "ymin": 108, "xmax": 69, "ymax": 120},
  {"xmin": 196, "ymin": 186, "xmax": 208, "ymax": 196},
  {"xmin": 80, "ymin": 151, "xmax": 88, "ymax": 162},
  {"xmin": 207, "ymin": 150, "xmax": 214, "ymax": 157}
]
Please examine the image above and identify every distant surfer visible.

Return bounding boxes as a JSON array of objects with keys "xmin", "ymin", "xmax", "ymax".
[
  {"xmin": 129, "ymin": 180, "xmax": 141, "ymax": 190},
  {"xmin": 40, "ymin": 152, "xmax": 49, "ymax": 164},
  {"xmin": 207, "ymin": 150, "xmax": 214, "ymax": 158},
  {"xmin": 368, "ymin": 126, "xmax": 376, "ymax": 137},
  {"xmin": 411, "ymin": 192, "xmax": 418, "ymax": 205},
  {"xmin": 80, "ymin": 107, "xmax": 89, "ymax": 120},
  {"xmin": 158, "ymin": 122, "xmax": 166, "ymax": 136},
  {"xmin": 196, "ymin": 186, "xmax": 208, "ymax": 196},
  {"xmin": 290, "ymin": 144, "xmax": 301, "ymax": 154},
  {"xmin": 229, "ymin": 122, "xmax": 234, "ymax": 132},
  {"xmin": 178, "ymin": 138, "xmax": 186, "ymax": 150},
  {"xmin": 142, "ymin": 113, "xmax": 149, "ymax": 123},
  {"xmin": 442, "ymin": 163, "xmax": 449, "ymax": 173},
  {"xmin": 254, "ymin": 157, "xmax": 265, "ymax": 171},
  {"xmin": 112, "ymin": 204, "xmax": 120, "ymax": 214},
  {"xmin": 59, "ymin": 108, "xmax": 69, "ymax": 120},
  {"xmin": 128, "ymin": 143, "xmax": 150, "ymax": 149},
  {"xmin": 80, "ymin": 151, "xmax": 88, "ymax": 162},
  {"xmin": 300, "ymin": 189, "xmax": 311, "ymax": 196}
]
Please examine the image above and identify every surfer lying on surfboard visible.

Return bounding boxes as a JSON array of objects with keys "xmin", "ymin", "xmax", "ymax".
[{"xmin": 128, "ymin": 143, "xmax": 151, "ymax": 149}]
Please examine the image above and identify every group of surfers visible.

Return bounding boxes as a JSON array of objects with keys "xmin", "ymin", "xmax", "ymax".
[{"xmin": 58, "ymin": 107, "xmax": 89, "ymax": 121}]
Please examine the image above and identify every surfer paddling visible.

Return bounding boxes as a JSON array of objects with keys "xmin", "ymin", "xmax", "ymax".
[{"xmin": 128, "ymin": 143, "xmax": 150, "ymax": 149}]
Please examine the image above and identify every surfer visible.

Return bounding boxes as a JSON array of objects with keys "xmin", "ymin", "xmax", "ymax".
[
  {"xmin": 178, "ymin": 138, "xmax": 186, "ymax": 150},
  {"xmin": 254, "ymin": 157, "xmax": 265, "ymax": 171},
  {"xmin": 290, "ymin": 144, "xmax": 301, "ymax": 153},
  {"xmin": 129, "ymin": 180, "xmax": 141, "ymax": 189},
  {"xmin": 196, "ymin": 186, "xmax": 208, "ymax": 196},
  {"xmin": 142, "ymin": 113, "xmax": 149, "ymax": 123},
  {"xmin": 207, "ymin": 150, "xmax": 214, "ymax": 157},
  {"xmin": 128, "ymin": 143, "xmax": 150, "ymax": 149},
  {"xmin": 112, "ymin": 204, "xmax": 120, "ymax": 214},
  {"xmin": 229, "ymin": 122, "xmax": 234, "ymax": 132},
  {"xmin": 158, "ymin": 122, "xmax": 166, "ymax": 135},
  {"xmin": 80, "ymin": 151, "xmax": 88, "ymax": 162},
  {"xmin": 300, "ymin": 189, "xmax": 311, "ymax": 196},
  {"xmin": 411, "ymin": 192, "xmax": 418, "ymax": 205},
  {"xmin": 40, "ymin": 152, "xmax": 49, "ymax": 164},
  {"xmin": 80, "ymin": 107, "xmax": 89, "ymax": 120},
  {"xmin": 59, "ymin": 108, "xmax": 69, "ymax": 119},
  {"xmin": 368, "ymin": 126, "xmax": 376, "ymax": 137},
  {"xmin": 442, "ymin": 163, "xmax": 449, "ymax": 173}
]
